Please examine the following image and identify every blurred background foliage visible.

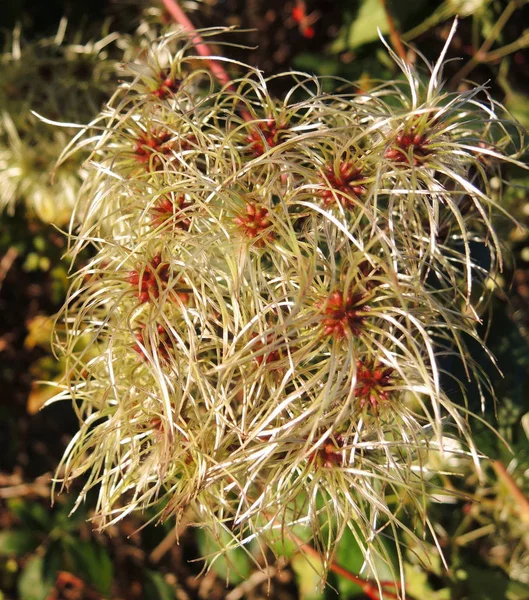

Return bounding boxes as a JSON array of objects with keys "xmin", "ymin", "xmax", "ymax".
[{"xmin": 1, "ymin": 0, "xmax": 529, "ymax": 598}]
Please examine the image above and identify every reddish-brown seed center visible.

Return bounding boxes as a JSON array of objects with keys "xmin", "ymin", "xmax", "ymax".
[
  {"xmin": 320, "ymin": 290, "xmax": 370, "ymax": 339},
  {"xmin": 384, "ymin": 128, "xmax": 430, "ymax": 166},
  {"xmin": 246, "ymin": 119, "xmax": 287, "ymax": 156},
  {"xmin": 320, "ymin": 161, "xmax": 365, "ymax": 209},
  {"xmin": 309, "ymin": 435, "xmax": 345, "ymax": 468},
  {"xmin": 355, "ymin": 360, "xmax": 394, "ymax": 411},
  {"xmin": 151, "ymin": 195, "xmax": 192, "ymax": 230},
  {"xmin": 128, "ymin": 255, "xmax": 190, "ymax": 304},
  {"xmin": 234, "ymin": 203, "xmax": 275, "ymax": 246},
  {"xmin": 134, "ymin": 130, "xmax": 173, "ymax": 169},
  {"xmin": 152, "ymin": 71, "xmax": 181, "ymax": 99},
  {"xmin": 134, "ymin": 323, "xmax": 173, "ymax": 362}
]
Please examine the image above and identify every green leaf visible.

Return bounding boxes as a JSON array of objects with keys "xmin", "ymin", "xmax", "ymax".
[
  {"xmin": 335, "ymin": 525, "xmax": 397, "ymax": 597},
  {"xmin": 291, "ymin": 553, "xmax": 325, "ymax": 600},
  {"xmin": 0, "ymin": 531, "xmax": 40, "ymax": 557},
  {"xmin": 471, "ymin": 303, "xmax": 529, "ymax": 457},
  {"xmin": 65, "ymin": 539, "xmax": 113, "ymax": 596},
  {"xmin": 195, "ymin": 528, "xmax": 251, "ymax": 585},
  {"xmin": 293, "ymin": 54, "xmax": 341, "ymax": 78},
  {"xmin": 7, "ymin": 500, "xmax": 51, "ymax": 533},
  {"xmin": 51, "ymin": 497, "xmax": 87, "ymax": 533},
  {"xmin": 499, "ymin": 75, "xmax": 529, "ymax": 130},
  {"xmin": 404, "ymin": 563, "xmax": 450, "ymax": 600},
  {"xmin": 17, "ymin": 556, "xmax": 53, "ymax": 600},
  {"xmin": 506, "ymin": 579, "xmax": 529, "ymax": 600},
  {"xmin": 453, "ymin": 565, "xmax": 529, "ymax": 600},
  {"xmin": 332, "ymin": 0, "xmax": 389, "ymax": 53},
  {"xmin": 42, "ymin": 540, "xmax": 62, "ymax": 585},
  {"xmin": 263, "ymin": 520, "xmax": 313, "ymax": 559},
  {"xmin": 459, "ymin": 566, "xmax": 510, "ymax": 600},
  {"xmin": 143, "ymin": 570, "xmax": 176, "ymax": 600},
  {"xmin": 336, "ymin": 528, "xmax": 365, "ymax": 598}
]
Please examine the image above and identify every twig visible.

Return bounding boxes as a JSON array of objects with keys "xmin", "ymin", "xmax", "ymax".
[
  {"xmin": 161, "ymin": 0, "xmax": 234, "ymax": 89},
  {"xmin": 159, "ymin": 0, "xmax": 257, "ymax": 123},
  {"xmin": 481, "ymin": 30, "xmax": 529, "ymax": 63},
  {"xmin": 225, "ymin": 566, "xmax": 277, "ymax": 600},
  {"xmin": 285, "ymin": 529, "xmax": 402, "ymax": 600},
  {"xmin": 380, "ymin": 0, "xmax": 407, "ymax": 63},
  {"xmin": 0, "ymin": 247, "xmax": 18, "ymax": 289},
  {"xmin": 0, "ymin": 472, "xmax": 51, "ymax": 498},
  {"xmin": 492, "ymin": 459, "xmax": 529, "ymax": 526},
  {"xmin": 448, "ymin": 0, "xmax": 518, "ymax": 88},
  {"xmin": 149, "ymin": 510, "xmax": 191, "ymax": 563}
]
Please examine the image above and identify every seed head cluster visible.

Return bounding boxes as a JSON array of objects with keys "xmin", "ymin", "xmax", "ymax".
[
  {"xmin": 0, "ymin": 23, "xmax": 119, "ymax": 223},
  {"xmin": 54, "ymin": 24, "xmax": 527, "ymax": 583}
]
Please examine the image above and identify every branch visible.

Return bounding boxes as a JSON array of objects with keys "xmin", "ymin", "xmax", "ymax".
[
  {"xmin": 448, "ymin": 0, "xmax": 518, "ymax": 88},
  {"xmin": 0, "ymin": 472, "xmax": 51, "ymax": 498},
  {"xmin": 149, "ymin": 509, "xmax": 192, "ymax": 563},
  {"xmin": 286, "ymin": 529, "xmax": 402, "ymax": 600},
  {"xmin": 492, "ymin": 459, "xmax": 529, "ymax": 526},
  {"xmin": 0, "ymin": 247, "xmax": 18, "ymax": 290},
  {"xmin": 380, "ymin": 0, "xmax": 407, "ymax": 63},
  {"xmin": 161, "ymin": 0, "xmax": 233, "ymax": 88},
  {"xmin": 160, "ymin": 0, "xmax": 253, "ymax": 122}
]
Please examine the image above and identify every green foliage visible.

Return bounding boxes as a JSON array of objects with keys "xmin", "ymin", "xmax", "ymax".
[
  {"xmin": 17, "ymin": 556, "xmax": 53, "ymax": 600},
  {"xmin": 0, "ymin": 495, "xmax": 187, "ymax": 599},
  {"xmin": 330, "ymin": 0, "xmax": 390, "ymax": 53},
  {"xmin": 330, "ymin": 0, "xmax": 425, "ymax": 54},
  {"xmin": 460, "ymin": 302, "xmax": 529, "ymax": 460},
  {"xmin": 0, "ymin": 532, "xmax": 41, "ymax": 558},
  {"xmin": 197, "ymin": 528, "xmax": 253, "ymax": 585},
  {"xmin": 65, "ymin": 539, "xmax": 113, "ymax": 596},
  {"xmin": 452, "ymin": 565, "xmax": 529, "ymax": 600},
  {"xmin": 143, "ymin": 570, "xmax": 177, "ymax": 600},
  {"xmin": 8, "ymin": 498, "xmax": 52, "ymax": 532},
  {"xmin": 335, "ymin": 528, "xmax": 367, "ymax": 597}
]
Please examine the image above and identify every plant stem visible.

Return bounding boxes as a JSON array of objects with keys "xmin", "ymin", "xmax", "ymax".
[
  {"xmin": 286, "ymin": 529, "xmax": 402, "ymax": 600},
  {"xmin": 160, "ymin": 0, "xmax": 253, "ymax": 122},
  {"xmin": 149, "ymin": 509, "xmax": 192, "ymax": 563},
  {"xmin": 0, "ymin": 246, "xmax": 18, "ymax": 290},
  {"xmin": 492, "ymin": 459, "xmax": 529, "ymax": 526},
  {"xmin": 448, "ymin": 0, "xmax": 518, "ymax": 88},
  {"xmin": 161, "ymin": 0, "xmax": 232, "ymax": 88},
  {"xmin": 380, "ymin": 0, "xmax": 407, "ymax": 63}
]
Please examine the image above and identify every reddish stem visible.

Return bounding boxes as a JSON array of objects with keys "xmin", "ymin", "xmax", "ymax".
[
  {"xmin": 331, "ymin": 560, "xmax": 400, "ymax": 600},
  {"xmin": 161, "ymin": 0, "xmax": 232, "ymax": 87},
  {"xmin": 492, "ymin": 459, "xmax": 529, "ymax": 526},
  {"xmin": 160, "ymin": 0, "xmax": 253, "ymax": 122},
  {"xmin": 287, "ymin": 530, "xmax": 401, "ymax": 600},
  {"xmin": 380, "ymin": 0, "xmax": 407, "ymax": 63}
]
